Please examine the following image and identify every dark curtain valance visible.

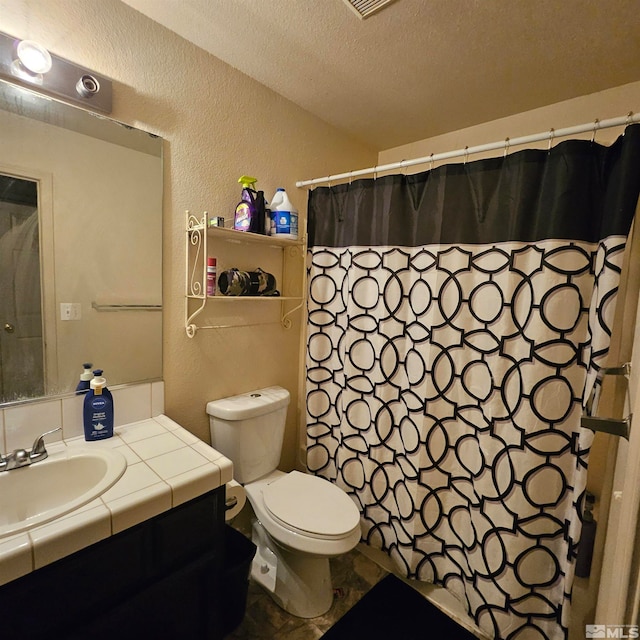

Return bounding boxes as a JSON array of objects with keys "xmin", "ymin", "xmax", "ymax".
[{"xmin": 308, "ymin": 124, "xmax": 640, "ymax": 248}]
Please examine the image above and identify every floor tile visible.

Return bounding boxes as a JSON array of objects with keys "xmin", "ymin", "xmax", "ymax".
[{"xmin": 227, "ymin": 546, "xmax": 388, "ymax": 640}]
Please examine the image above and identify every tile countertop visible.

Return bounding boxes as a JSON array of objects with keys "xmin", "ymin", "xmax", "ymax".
[{"xmin": 0, "ymin": 414, "xmax": 233, "ymax": 587}]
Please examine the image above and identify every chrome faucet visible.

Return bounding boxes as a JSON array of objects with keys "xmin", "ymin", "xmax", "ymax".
[{"xmin": 0, "ymin": 427, "xmax": 62, "ymax": 472}]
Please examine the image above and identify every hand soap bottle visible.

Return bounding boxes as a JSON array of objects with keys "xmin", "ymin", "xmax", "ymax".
[{"xmin": 83, "ymin": 370, "xmax": 114, "ymax": 441}]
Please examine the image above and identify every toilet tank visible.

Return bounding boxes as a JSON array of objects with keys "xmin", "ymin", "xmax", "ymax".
[{"xmin": 206, "ymin": 386, "xmax": 290, "ymax": 484}]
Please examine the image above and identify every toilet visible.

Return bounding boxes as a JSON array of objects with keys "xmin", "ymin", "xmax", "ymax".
[{"xmin": 206, "ymin": 386, "xmax": 361, "ymax": 618}]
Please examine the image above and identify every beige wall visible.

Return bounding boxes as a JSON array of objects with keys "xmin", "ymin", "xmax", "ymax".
[
  {"xmin": 2, "ymin": 0, "xmax": 377, "ymax": 471},
  {"xmin": 380, "ymin": 81, "xmax": 640, "ymax": 164}
]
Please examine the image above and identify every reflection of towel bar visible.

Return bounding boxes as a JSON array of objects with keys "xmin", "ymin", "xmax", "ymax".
[
  {"xmin": 581, "ymin": 362, "xmax": 632, "ymax": 439},
  {"xmin": 92, "ymin": 302, "xmax": 162, "ymax": 312}
]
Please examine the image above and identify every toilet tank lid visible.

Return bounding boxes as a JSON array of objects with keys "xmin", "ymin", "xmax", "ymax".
[{"xmin": 206, "ymin": 386, "xmax": 290, "ymax": 420}]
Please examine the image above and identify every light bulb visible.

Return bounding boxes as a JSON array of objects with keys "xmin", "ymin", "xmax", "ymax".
[{"xmin": 16, "ymin": 40, "xmax": 52, "ymax": 75}]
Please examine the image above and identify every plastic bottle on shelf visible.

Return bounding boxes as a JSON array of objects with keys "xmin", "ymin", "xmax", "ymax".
[
  {"xmin": 234, "ymin": 176, "xmax": 267, "ymax": 234},
  {"xmin": 207, "ymin": 257, "xmax": 217, "ymax": 296},
  {"xmin": 264, "ymin": 197, "xmax": 271, "ymax": 237},
  {"xmin": 269, "ymin": 188, "xmax": 298, "ymax": 240}
]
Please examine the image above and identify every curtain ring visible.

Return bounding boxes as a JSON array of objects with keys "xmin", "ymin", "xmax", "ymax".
[
  {"xmin": 399, "ymin": 159, "xmax": 406, "ymax": 175},
  {"xmin": 627, "ymin": 111, "xmax": 634, "ymax": 125},
  {"xmin": 348, "ymin": 170, "xmax": 353, "ymax": 185},
  {"xmin": 464, "ymin": 146, "xmax": 469, "ymax": 164},
  {"xmin": 591, "ymin": 118, "xmax": 600, "ymax": 143},
  {"xmin": 547, "ymin": 128, "xmax": 555, "ymax": 152},
  {"xmin": 429, "ymin": 153, "xmax": 434, "ymax": 171},
  {"xmin": 503, "ymin": 137, "xmax": 510, "ymax": 158}
]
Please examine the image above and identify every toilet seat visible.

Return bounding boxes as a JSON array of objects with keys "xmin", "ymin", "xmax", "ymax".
[{"xmin": 262, "ymin": 470, "xmax": 360, "ymax": 540}]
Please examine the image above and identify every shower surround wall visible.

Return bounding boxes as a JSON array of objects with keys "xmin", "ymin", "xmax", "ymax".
[{"xmin": 305, "ymin": 126, "xmax": 640, "ymax": 640}]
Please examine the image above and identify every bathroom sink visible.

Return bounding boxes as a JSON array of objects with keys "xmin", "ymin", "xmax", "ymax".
[{"xmin": 0, "ymin": 445, "xmax": 127, "ymax": 538}]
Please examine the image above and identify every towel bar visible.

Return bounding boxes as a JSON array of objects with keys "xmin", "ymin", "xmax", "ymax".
[
  {"xmin": 581, "ymin": 363, "xmax": 632, "ymax": 439},
  {"xmin": 91, "ymin": 302, "xmax": 162, "ymax": 312}
]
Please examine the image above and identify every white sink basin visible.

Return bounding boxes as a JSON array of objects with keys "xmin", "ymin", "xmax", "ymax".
[{"xmin": 0, "ymin": 445, "xmax": 127, "ymax": 538}]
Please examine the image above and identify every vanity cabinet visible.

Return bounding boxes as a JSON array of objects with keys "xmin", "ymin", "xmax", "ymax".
[
  {"xmin": 185, "ymin": 211, "xmax": 307, "ymax": 336},
  {"xmin": 0, "ymin": 487, "xmax": 226, "ymax": 640}
]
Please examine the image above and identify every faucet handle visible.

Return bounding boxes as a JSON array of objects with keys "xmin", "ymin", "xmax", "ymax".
[{"xmin": 30, "ymin": 427, "xmax": 62, "ymax": 458}]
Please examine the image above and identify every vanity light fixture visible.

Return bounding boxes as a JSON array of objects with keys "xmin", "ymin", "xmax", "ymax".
[
  {"xmin": 16, "ymin": 39, "xmax": 52, "ymax": 74},
  {"xmin": 0, "ymin": 30, "xmax": 112, "ymax": 113},
  {"xmin": 9, "ymin": 39, "xmax": 52, "ymax": 85}
]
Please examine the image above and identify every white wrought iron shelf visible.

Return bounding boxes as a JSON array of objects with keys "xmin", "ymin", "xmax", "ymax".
[
  {"xmin": 204, "ymin": 224, "xmax": 304, "ymax": 249},
  {"xmin": 186, "ymin": 295, "xmax": 303, "ymax": 301},
  {"xmin": 185, "ymin": 211, "xmax": 306, "ymax": 337}
]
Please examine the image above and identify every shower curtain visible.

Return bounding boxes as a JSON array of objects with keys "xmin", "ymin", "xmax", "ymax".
[{"xmin": 305, "ymin": 125, "xmax": 640, "ymax": 640}]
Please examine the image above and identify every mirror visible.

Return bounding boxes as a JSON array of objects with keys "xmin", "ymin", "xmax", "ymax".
[{"xmin": 0, "ymin": 79, "xmax": 162, "ymax": 405}]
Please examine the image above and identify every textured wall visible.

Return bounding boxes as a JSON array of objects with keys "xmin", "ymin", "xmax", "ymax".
[
  {"xmin": 1, "ymin": 0, "xmax": 377, "ymax": 470},
  {"xmin": 379, "ymin": 81, "xmax": 640, "ymax": 164}
]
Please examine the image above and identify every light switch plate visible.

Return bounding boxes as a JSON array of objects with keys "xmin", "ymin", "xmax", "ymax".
[{"xmin": 60, "ymin": 303, "xmax": 81, "ymax": 321}]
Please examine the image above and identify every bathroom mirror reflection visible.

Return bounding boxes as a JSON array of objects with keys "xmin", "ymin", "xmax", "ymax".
[{"xmin": 0, "ymin": 79, "xmax": 163, "ymax": 405}]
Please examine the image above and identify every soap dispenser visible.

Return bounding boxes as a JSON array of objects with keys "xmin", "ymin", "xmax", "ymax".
[
  {"xmin": 75, "ymin": 363, "xmax": 94, "ymax": 394},
  {"xmin": 83, "ymin": 370, "xmax": 114, "ymax": 441}
]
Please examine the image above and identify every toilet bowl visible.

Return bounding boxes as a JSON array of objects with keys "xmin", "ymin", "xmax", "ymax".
[
  {"xmin": 206, "ymin": 387, "xmax": 362, "ymax": 618},
  {"xmin": 246, "ymin": 469, "xmax": 360, "ymax": 617}
]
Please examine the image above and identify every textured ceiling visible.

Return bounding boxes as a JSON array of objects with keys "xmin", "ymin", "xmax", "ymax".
[{"xmin": 120, "ymin": 0, "xmax": 640, "ymax": 150}]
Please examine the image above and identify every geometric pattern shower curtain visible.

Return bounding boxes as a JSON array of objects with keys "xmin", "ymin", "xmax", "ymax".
[{"xmin": 305, "ymin": 126, "xmax": 640, "ymax": 640}]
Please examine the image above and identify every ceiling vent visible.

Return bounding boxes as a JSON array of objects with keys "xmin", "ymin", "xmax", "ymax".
[{"xmin": 343, "ymin": 0, "xmax": 398, "ymax": 19}]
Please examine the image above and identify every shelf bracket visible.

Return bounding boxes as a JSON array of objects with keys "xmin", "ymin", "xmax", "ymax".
[
  {"xmin": 185, "ymin": 210, "xmax": 207, "ymax": 337},
  {"xmin": 185, "ymin": 299, "xmax": 206, "ymax": 337},
  {"xmin": 281, "ymin": 299, "xmax": 304, "ymax": 329}
]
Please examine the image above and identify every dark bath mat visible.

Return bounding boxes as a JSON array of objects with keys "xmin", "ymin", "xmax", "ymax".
[{"xmin": 321, "ymin": 574, "xmax": 479, "ymax": 640}]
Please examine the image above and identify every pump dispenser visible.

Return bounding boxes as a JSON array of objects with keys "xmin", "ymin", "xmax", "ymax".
[
  {"xmin": 83, "ymin": 369, "xmax": 114, "ymax": 441},
  {"xmin": 92, "ymin": 369, "xmax": 113, "ymax": 403},
  {"xmin": 75, "ymin": 363, "xmax": 93, "ymax": 394}
]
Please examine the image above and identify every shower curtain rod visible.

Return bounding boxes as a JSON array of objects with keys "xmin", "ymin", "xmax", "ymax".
[{"xmin": 296, "ymin": 111, "xmax": 640, "ymax": 189}]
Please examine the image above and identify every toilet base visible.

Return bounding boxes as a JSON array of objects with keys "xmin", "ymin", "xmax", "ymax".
[{"xmin": 251, "ymin": 520, "xmax": 334, "ymax": 618}]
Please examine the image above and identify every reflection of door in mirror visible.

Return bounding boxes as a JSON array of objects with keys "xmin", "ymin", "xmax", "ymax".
[
  {"xmin": 0, "ymin": 173, "xmax": 43, "ymax": 402},
  {"xmin": 0, "ymin": 80, "xmax": 163, "ymax": 405}
]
